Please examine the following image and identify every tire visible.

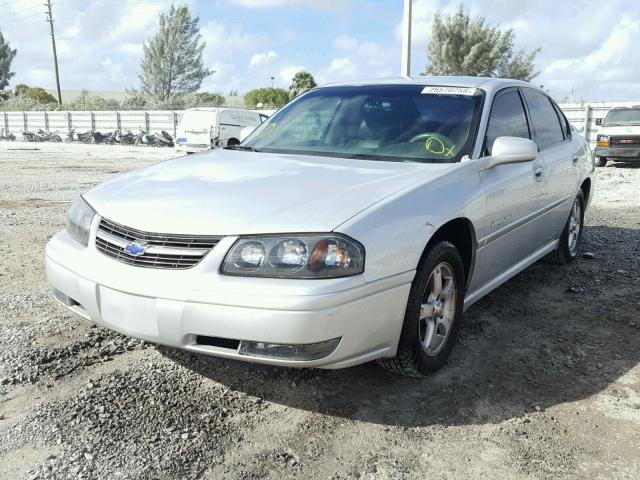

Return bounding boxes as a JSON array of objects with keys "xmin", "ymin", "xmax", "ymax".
[
  {"xmin": 226, "ymin": 138, "xmax": 240, "ymax": 147},
  {"xmin": 378, "ymin": 241, "xmax": 465, "ymax": 377},
  {"xmin": 594, "ymin": 156, "xmax": 607, "ymax": 167},
  {"xmin": 545, "ymin": 190, "xmax": 585, "ymax": 265}
]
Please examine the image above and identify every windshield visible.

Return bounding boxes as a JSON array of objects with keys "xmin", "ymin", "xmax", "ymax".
[
  {"xmin": 603, "ymin": 108, "xmax": 640, "ymax": 126},
  {"xmin": 241, "ymin": 85, "xmax": 484, "ymax": 163}
]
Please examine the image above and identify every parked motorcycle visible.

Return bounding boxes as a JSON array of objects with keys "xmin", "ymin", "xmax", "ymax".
[
  {"xmin": 37, "ymin": 129, "xmax": 62, "ymax": 142},
  {"xmin": 76, "ymin": 131, "xmax": 93, "ymax": 143},
  {"xmin": 0, "ymin": 129, "xmax": 16, "ymax": 141}
]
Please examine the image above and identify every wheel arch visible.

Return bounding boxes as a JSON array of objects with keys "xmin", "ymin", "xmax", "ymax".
[{"xmin": 424, "ymin": 217, "xmax": 477, "ymax": 291}]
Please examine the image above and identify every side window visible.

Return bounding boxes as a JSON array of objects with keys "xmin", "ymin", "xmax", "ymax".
[
  {"xmin": 484, "ymin": 89, "xmax": 530, "ymax": 155},
  {"xmin": 552, "ymin": 101, "xmax": 571, "ymax": 139},
  {"xmin": 522, "ymin": 89, "xmax": 565, "ymax": 149}
]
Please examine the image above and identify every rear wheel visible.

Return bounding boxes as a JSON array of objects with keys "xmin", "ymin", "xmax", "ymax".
[
  {"xmin": 594, "ymin": 156, "xmax": 607, "ymax": 167},
  {"xmin": 378, "ymin": 241, "xmax": 465, "ymax": 377},
  {"xmin": 546, "ymin": 190, "xmax": 585, "ymax": 265}
]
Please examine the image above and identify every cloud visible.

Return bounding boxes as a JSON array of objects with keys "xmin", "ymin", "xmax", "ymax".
[
  {"xmin": 4, "ymin": 0, "xmax": 640, "ymax": 102},
  {"xmin": 317, "ymin": 35, "xmax": 398, "ymax": 84},
  {"xmin": 249, "ymin": 51, "xmax": 278, "ymax": 66},
  {"xmin": 6, "ymin": 0, "xmax": 179, "ymax": 92},
  {"xmin": 279, "ymin": 65, "xmax": 306, "ymax": 84},
  {"xmin": 226, "ymin": 0, "xmax": 354, "ymax": 9}
]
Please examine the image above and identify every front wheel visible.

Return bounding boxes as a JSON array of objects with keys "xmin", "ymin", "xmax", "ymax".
[
  {"xmin": 594, "ymin": 156, "xmax": 607, "ymax": 167},
  {"xmin": 378, "ymin": 241, "xmax": 465, "ymax": 377},
  {"xmin": 546, "ymin": 190, "xmax": 585, "ymax": 265}
]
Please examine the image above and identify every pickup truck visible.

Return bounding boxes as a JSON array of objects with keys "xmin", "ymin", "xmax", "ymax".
[{"xmin": 594, "ymin": 106, "xmax": 640, "ymax": 167}]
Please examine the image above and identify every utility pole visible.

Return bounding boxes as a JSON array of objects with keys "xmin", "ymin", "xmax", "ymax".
[
  {"xmin": 401, "ymin": 0, "xmax": 412, "ymax": 77},
  {"xmin": 45, "ymin": 0, "xmax": 62, "ymax": 106}
]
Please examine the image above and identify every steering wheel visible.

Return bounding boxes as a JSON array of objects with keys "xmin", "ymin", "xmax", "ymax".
[{"xmin": 409, "ymin": 132, "xmax": 457, "ymax": 159}]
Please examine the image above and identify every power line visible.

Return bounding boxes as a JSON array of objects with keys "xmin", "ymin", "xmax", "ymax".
[{"xmin": 0, "ymin": 19, "xmax": 49, "ymax": 35}]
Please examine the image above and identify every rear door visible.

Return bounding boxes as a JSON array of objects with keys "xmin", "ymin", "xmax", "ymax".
[
  {"xmin": 471, "ymin": 88, "xmax": 547, "ymax": 290},
  {"xmin": 520, "ymin": 88, "xmax": 577, "ymax": 241}
]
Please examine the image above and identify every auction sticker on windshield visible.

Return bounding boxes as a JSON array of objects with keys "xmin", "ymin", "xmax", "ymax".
[{"xmin": 421, "ymin": 86, "xmax": 477, "ymax": 96}]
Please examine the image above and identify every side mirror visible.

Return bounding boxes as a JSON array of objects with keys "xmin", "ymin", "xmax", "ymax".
[
  {"xmin": 485, "ymin": 136, "xmax": 537, "ymax": 168},
  {"xmin": 239, "ymin": 126, "xmax": 256, "ymax": 142},
  {"xmin": 595, "ymin": 118, "xmax": 603, "ymax": 126}
]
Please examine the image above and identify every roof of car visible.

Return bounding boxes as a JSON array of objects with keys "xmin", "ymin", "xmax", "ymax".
[
  {"xmin": 320, "ymin": 76, "xmax": 533, "ymax": 95},
  {"xmin": 184, "ymin": 107, "xmax": 245, "ymax": 112}
]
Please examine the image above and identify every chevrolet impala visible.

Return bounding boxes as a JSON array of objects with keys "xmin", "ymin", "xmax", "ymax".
[{"xmin": 46, "ymin": 77, "xmax": 594, "ymax": 376}]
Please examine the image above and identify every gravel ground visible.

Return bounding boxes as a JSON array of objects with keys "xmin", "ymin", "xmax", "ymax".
[{"xmin": 0, "ymin": 142, "xmax": 639, "ymax": 480}]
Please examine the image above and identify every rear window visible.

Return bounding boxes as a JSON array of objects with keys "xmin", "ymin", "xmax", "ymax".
[{"xmin": 180, "ymin": 111, "xmax": 217, "ymax": 129}]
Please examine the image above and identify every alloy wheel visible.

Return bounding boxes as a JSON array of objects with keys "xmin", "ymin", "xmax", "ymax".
[
  {"xmin": 419, "ymin": 262, "xmax": 457, "ymax": 356},
  {"xmin": 568, "ymin": 197, "xmax": 582, "ymax": 257}
]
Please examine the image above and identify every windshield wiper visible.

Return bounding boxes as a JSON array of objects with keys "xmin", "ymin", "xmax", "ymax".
[{"xmin": 224, "ymin": 145, "xmax": 262, "ymax": 152}]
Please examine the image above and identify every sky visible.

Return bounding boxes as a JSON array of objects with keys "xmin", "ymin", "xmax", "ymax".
[{"xmin": 1, "ymin": 0, "xmax": 640, "ymax": 102}]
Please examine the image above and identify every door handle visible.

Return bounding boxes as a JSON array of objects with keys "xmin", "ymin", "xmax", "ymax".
[
  {"xmin": 533, "ymin": 164, "xmax": 544, "ymax": 181},
  {"xmin": 572, "ymin": 155, "xmax": 579, "ymax": 165}
]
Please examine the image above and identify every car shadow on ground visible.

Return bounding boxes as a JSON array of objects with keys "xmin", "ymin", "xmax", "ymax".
[
  {"xmin": 158, "ymin": 224, "xmax": 640, "ymax": 428},
  {"xmin": 610, "ymin": 162, "xmax": 640, "ymax": 169}
]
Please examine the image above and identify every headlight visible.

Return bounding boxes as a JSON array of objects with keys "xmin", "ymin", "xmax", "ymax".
[
  {"xmin": 66, "ymin": 197, "xmax": 96, "ymax": 247},
  {"xmin": 596, "ymin": 135, "xmax": 609, "ymax": 147},
  {"xmin": 221, "ymin": 234, "xmax": 364, "ymax": 279}
]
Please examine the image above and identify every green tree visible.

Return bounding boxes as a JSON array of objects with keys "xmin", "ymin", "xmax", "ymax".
[
  {"xmin": 139, "ymin": 5, "xmax": 211, "ymax": 101},
  {"xmin": 64, "ymin": 90, "xmax": 120, "ymax": 111},
  {"xmin": 0, "ymin": 31, "xmax": 17, "ymax": 91},
  {"xmin": 18, "ymin": 86, "xmax": 58, "ymax": 104},
  {"xmin": 244, "ymin": 87, "xmax": 290, "ymax": 109},
  {"xmin": 289, "ymin": 70, "xmax": 317, "ymax": 98},
  {"xmin": 425, "ymin": 6, "xmax": 540, "ymax": 81},
  {"xmin": 122, "ymin": 88, "xmax": 148, "ymax": 110},
  {"xmin": 14, "ymin": 84, "xmax": 30, "ymax": 95},
  {"xmin": 194, "ymin": 91, "xmax": 225, "ymax": 106}
]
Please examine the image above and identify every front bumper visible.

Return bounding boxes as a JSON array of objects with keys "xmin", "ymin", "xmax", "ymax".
[
  {"xmin": 45, "ymin": 228, "xmax": 412, "ymax": 369},
  {"xmin": 594, "ymin": 146, "xmax": 640, "ymax": 160},
  {"xmin": 175, "ymin": 142, "xmax": 210, "ymax": 153}
]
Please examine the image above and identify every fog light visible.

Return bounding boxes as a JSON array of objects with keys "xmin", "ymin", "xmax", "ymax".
[{"xmin": 238, "ymin": 338, "xmax": 341, "ymax": 361}]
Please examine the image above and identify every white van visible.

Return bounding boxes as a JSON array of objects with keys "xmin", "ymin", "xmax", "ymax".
[{"xmin": 175, "ymin": 108, "xmax": 266, "ymax": 153}]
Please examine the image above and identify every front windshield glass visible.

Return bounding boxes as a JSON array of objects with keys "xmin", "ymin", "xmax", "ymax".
[
  {"xmin": 603, "ymin": 108, "xmax": 640, "ymax": 126},
  {"xmin": 241, "ymin": 85, "xmax": 484, "ymax": 163}
]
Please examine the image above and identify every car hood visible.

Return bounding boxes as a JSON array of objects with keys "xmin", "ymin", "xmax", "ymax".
[
  {"xmin": 84, "ymin": 149, "xmax": 451, "ymax": 235},
  {"xmin": 599, "ymin": 125, "xmax": 640, "ymax": 136}
]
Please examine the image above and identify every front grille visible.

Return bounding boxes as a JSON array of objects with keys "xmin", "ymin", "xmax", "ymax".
[
  {"xmin": 610, "ymin": 136, "xmax": 640, "ymax": 147},
  {"xmin": 95, "ymin": 218, "xmax": 221, "ymax": 269}
]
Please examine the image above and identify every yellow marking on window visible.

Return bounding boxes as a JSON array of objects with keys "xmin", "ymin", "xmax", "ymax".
[{"xmin": 425, "ymin": 136, "xmax": 456, "ymax": 157}]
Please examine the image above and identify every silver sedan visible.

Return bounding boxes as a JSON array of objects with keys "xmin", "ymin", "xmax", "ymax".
[{"xmin": 46, "ymin": 76, "xmax": 594, "ymax": 376}]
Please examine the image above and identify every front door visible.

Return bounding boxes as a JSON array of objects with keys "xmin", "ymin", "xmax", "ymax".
[{"xmin": 470, "ymin": 88, "xmax": 547, "ymax": 291}]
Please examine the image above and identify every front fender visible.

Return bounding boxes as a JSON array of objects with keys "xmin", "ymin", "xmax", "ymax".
[{"xmin": 337, "ymin": 162, "xmax": 485, "ymax": 284}]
